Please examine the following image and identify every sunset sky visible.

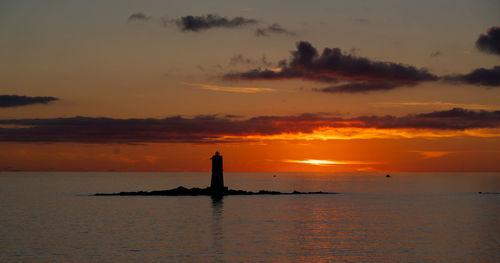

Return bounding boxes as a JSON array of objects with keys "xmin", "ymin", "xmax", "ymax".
[{"xmin": 1, "ymin": 0, "xmax": 500, "ymax": 172}]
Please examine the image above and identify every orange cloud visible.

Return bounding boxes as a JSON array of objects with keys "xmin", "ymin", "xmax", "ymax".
[
  {"xmin": 221, "ymin": 127, "xmax": 500, "ymax": 142},
  {"xmin": 409, "ymin": 151, "xmax": 453, "ymax": 159},
  {"xmin": 372, "ymin": 101, "xmax": 498, "ymax": 111},
  {"xmin": 184, "ymin": 82, "xmax": 275, "ymax": 93}
]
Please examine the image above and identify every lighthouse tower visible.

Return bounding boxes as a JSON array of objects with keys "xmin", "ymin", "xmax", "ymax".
[{"xmin": 210, "ymin": 152, "xmax": 226, "ymax": 196}]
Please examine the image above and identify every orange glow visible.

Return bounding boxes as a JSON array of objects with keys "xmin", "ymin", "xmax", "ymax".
[
  {"xmin": 184, "ymin": 82, "xmax": 276, "ymax": 93},
  {"xmin": 286, "ymin": 159, "xmax": 340, "ymax": 166},
  {"xmin": 1, "ymin": 136, "xmax": 500, "ymax": 172},
  {"xmin": 409, "ymin": 151, "xmax": 453, "ymax": 159},
  {"xmin": 285, "ymin": 159, "xmax": 374, "ymax": 166},
  {"xmin": 220, "ymin": 127, "xmax": 500, "ymax": 142},
  {"xmin": 1, "ymin": 120, "xmax": 499, "ymax": 172}
]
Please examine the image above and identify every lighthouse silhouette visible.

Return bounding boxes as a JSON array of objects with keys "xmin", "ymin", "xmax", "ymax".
[{"xmin": 210, "ymin": 151, "xmax": 227, "ymax": 196}]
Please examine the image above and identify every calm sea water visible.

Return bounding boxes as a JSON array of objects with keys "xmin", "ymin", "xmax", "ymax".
[{"xmin": 0, "ymin": 172, "xmax": 499, "ymax": 262}]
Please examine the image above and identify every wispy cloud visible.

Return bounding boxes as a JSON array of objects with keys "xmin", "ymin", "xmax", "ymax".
[
  {"xmin": 127, "ymin": 13, "xmax": 151, "ymax": 23},
  {"xmin": 319, "ymin": 82, "xmax": 416, "ymax": 93},
  {"xmin": 0, "ymin": 95, "xmax": 58, "ymax": 108},
  {"xmin": 229, "ymin": 54, "xmax": 272, "ymax": 67},
  {"xmin": 353, "ymin": 18, "xmax": 370, "ymax": 24},
  {"xmin": 171, "ymin": 14, "xmax": 257, "ymax": 31},
  {"xmin": 430, "ymin": 51, "xmax": 442, "ymax": 57},
  {"xmin": 255, "ymin": 24, "xmax": 295, "ymax": 37},
  {"xmin": 184, "ymin": 83, "xmax": 275, "ymax": 93},
  {"xmin": 408, "ymin": 151, "xmax": 453, "ymax": 159},
  {"xmin": 371, "ymin": 101, "xmax": 498, "ymax": 110},
  {"xmin": 129, "ymin": 13, "xmax": 258, "ymax": 32}
]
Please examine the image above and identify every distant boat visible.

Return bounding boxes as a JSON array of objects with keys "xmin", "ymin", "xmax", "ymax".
[{"xmin": 386, "ymin": 174, "xmax": 391, "ymax": 178}]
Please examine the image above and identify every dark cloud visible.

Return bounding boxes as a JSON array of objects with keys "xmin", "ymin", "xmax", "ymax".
[
  {"xmin": 255, "ymin": 24, "xmax": 295, "ymax": 37},
  {"xmin": 354, "ymin": 108, "xmax": 500, "ymax": 130},
  {"xmin": 446, "ymin": 66, "xmax": 500, "ymax": 87},
  {"xmin": 224, "ymin": 114, "xmax": 243, "ymax": 119},
  {"xmin": 0, "ymin": 108, "xmax": 498, "ymax": 143},
  {"xmin": 230, "ymin": 54, "xmax": 253, "ymax": 65},
  {"xmin": 226, "ymin": 68, "xmax": 338, "ymax": 83},
  {"xmin": 225, "ymin": 41, "xmax": 438, "ymax": 92},
  {"xmin": 128, "ymin": 13, "xmax": 151, "ymax": 23},
  {"xmin": 475, "ymin": 27, "xmax": 500, "ymax": 55},
  {"xmin": 229, "ymin": 54, "xmax": 272, "ymax": 67},
  {"xmin": 430, "ymin": 51, "xmax": 441, "ymax": 57},
  {"xmin": 174, "ymin": 14, "xmax": 257, "ymax": 31},
  {"xmin": 0, "ymin": 95, "xmax": 58, "ymax": 108},
  {"xmin": 319, "ymin": 82, "xmax": 416, "ymax": 93},
  {"xmin": 354, "ymin": 18, "xmax": 370, "ymax": 24}
]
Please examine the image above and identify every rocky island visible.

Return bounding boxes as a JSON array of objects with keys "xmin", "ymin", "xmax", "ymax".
[
  {"xmin": 95, "ymin": 152, "xmax": 337, "ymax": 197},
  {"xmin": 95, "ymin": 186, "xmax": 335, "ymax": 196}
]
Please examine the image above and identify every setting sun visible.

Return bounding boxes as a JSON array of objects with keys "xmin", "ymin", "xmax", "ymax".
[{"xmin": 287, "ymin": 159, "xmax": 351, "ymax": 166}]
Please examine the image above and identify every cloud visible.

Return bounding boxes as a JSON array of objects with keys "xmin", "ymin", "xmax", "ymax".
[
  {"xmin": 131, "ymin": 13, "xmax": 295, "ymax": 38},
  {"xmin": 229, "ymin": 54, "xmax": 254, "ymax": 65},
  {"xmin": 353, "ymin": 18, "xmax": 370, "ymax": 24},
  {"xmin": 0, "ymin": 95, "xmax": 58, "ymax": 108},
  {"xmin": 224, "ymin": 114, "xmax": 243, "ymax": 119},
  {"xmin": 229, "ymin": 54, "xmax": 272, "ymax": 67},
  {"xmin": 128, "ymin": 13, "xmax": 151, "ymax": 23},
  {"xmin": 319, "ymin": 82, "xmax": 416, "ymax": 93},
  {"xmin": 255, "ymin": 24, "xmax": 295, "ymax": 37},
  {"xmin": 173, "ymin": 14, "xmax": 257, "ymax": 31},
  {"xmin": 226, "ymin": 68, "xmax": 321, "ymax": 81},
  {"xmin": 408, "ymin": 151, "xmax": 452, "ymax": 159},
  {"xmin": 0, "ymin": 108, "xmax": 498, "ymax": 143},
  {"xmin": 356, "ymin": 108, "xmax": 500, "ymax": 130},
  {"xmin": 446, "ymin": 66, "xmax": 500, "ymax": 87},
  {"xmin": 371, "ymin": 101, "xmax": 498, "ymax": 111},
  {"xmin": 225, "ymin": 41, "xmax": 438, "ymax": 92},
  {"xmin": 430, "ymin": 51, "xmax": 441, "ymax": 57},
  {"xmin": 184, "ymin": 82, "xmax": 275, "ymax": 93},
  {"xmin": 475, "ymin": 26, "xmax": 500, "ymax": 55}
]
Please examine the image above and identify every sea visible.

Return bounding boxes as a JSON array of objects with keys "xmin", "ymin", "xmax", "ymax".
[{"xmin": 0, "ymin": 172, "xmax": 499, "ymax": 262}]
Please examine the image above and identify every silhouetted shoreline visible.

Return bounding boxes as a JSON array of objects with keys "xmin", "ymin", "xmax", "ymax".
[
  {"xmin": 95, "ymin": 152, "xmax": 338, "ymax": 197},
  {"xmin": 94, "ymin": 186, "xmax": 338, "ymax": 196}
]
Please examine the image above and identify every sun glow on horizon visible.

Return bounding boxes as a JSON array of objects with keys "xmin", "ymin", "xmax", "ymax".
[{"xmin": 285, "ymin": 159, "xmax": 376, "ymax": 166}]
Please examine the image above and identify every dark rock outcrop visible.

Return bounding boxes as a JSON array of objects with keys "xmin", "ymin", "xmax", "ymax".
[{"xmin": 95, "ymin": 186, "xmax": 337, "ymax": 196}]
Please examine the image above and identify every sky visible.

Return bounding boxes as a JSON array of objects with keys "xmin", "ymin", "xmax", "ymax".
[{"xmin": 1, "ymin": 0, "xmax": 500, "ymax": 172}]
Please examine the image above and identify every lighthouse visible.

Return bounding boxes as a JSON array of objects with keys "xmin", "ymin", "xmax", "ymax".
[{"xmin": 210, "ymin": 151, "xmax": 226, "ymax": 196}]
